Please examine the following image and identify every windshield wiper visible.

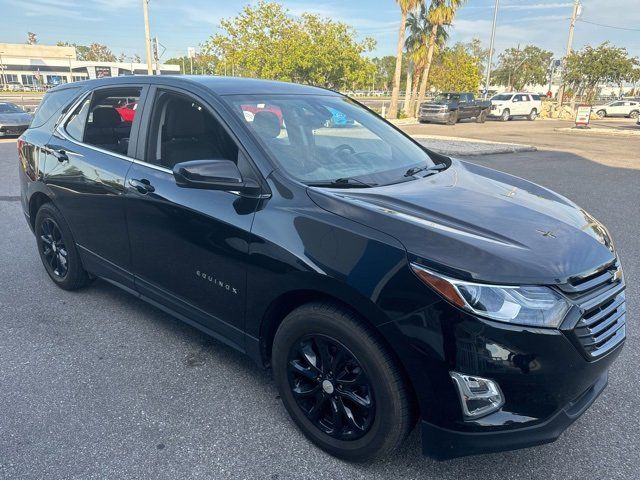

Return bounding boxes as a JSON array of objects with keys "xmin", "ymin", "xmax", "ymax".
[
  {"xmin": 404, "ymin": 162, "xmax": 448, "ymax": 178},
  {"xmin": 306, "ymin": 177, "xmax": 376, "ymax": 188}
]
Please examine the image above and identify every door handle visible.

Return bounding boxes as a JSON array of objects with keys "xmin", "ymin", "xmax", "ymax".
[
  {"xmin": 128, "ymin": 178, "xmax": 155, "ymax": 194},
  {"xmin": 44, "ymin": 146, "xmax": 69, "ymax": 162}
]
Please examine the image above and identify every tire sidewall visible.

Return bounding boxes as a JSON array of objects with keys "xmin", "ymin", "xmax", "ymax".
[
  {"xmin": 273, "ymin": 307, "xmax": 404, "ymax": 459},
  {"xmin": 35, "ymin": 203, "xmax": 87, "ymax": 290},
  {"xmin": 529, "ymin": 108, "xmax": 537, "ymax": 120},
  {"xmin": 501, "ymin": 108, "xmax": 510, "ymax": 121}
]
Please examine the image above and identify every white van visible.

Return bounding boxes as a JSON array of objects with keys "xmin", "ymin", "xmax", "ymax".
[{"xmin": 490, "ymin": 92, "xmax": 542, "ymax": 121}]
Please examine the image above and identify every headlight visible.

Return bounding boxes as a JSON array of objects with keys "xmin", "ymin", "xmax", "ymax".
[{"xmin": 411, "ymin": 264, "xmax": 570, "ymax": 328}]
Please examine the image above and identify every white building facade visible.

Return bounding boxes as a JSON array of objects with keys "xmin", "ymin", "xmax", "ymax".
[{"xmin": 0, "ymin": 43, "xmax": 180, "ymax": 88}]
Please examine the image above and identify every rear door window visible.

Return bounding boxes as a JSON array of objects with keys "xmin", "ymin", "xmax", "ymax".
[{"xmin": 64, "ymin": 87, "xmax": 142, "ymax": 156}]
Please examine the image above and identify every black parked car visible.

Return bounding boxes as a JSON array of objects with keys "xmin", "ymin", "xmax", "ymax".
[
  {"xmin": 418, "ymin": 92, "xmax": 491, "ymax": 124},
  {"xmin": 18, "ymin": 76, "xmax": 626, "ymax": 461}
]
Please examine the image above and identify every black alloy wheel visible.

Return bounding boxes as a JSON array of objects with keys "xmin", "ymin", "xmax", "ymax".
[
  {"xmin": 35, "ymin": 202, "xmax": 92, "ymax": 290},
  {"xmin": 273, "ymin": 302, "xmax": 415, "ymax": 460},
  {"xmin": 39, "ymin": 218, "xmax": 69, "ymax": 278},
  {"xmin": 287, "ymin": 334, "xmax": 375, "ymax": 441}
]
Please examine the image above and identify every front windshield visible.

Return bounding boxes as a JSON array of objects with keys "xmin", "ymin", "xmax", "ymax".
[
  {"xmin": 434, "ymin": 93, "xmax": 460, "ymax": 102},
  {"xmin": 0, "ymin": 103, "xmax": 24, "ymax": 114},
  {"xmin": 492, "ymin": 94, "xmax": 513, "ymax": 101},
  {"xmin": 223, "ymin": 94, "xmax": 434, "ymax": 185}
]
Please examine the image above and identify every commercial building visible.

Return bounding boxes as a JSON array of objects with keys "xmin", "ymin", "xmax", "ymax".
[{"xmin": 0, "ymin": 43, "xmax": 180, "ymax": 89}]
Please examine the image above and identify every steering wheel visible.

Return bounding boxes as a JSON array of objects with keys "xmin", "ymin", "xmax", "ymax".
[{"xmin": 329, "ymin": 144, "xmax": 356, "ymax": 160}]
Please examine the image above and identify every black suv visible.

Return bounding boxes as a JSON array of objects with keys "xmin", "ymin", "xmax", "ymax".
[{"xmin": 18, "ymin": 76, "xmax": 626, "ymax": 461}]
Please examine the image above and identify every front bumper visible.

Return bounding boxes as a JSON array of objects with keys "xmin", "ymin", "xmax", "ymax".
[
  {"xmin": 418, "ymin": 111, "xmax": 450, "ymax": 123},
  {"xmin": 422, "ymin": 370, "xmax": 608, "ymax": 459},
  {"xmin": 377, "ymin": 266, "xmax": 626, "ymax": 460}
]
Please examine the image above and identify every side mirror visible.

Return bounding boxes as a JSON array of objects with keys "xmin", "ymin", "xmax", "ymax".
[{"xmin": 173, "ymin": 159, "xmax": 261, "ymax": 196}]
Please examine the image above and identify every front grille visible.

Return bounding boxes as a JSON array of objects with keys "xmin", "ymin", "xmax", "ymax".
[
  {"xmin": 419, "ymin": 105, "xmax": 446, "ymax": 115},
  {"xmin": 561, "ymin": 261, "xmax": 626, "ymax": 359}
]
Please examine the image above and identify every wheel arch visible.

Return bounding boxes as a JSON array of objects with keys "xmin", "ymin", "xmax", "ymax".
[
  {"xmin": 259, "ymin": 288, "xmax": 421, "ymax": 417},
  {"xmin": 28, "ymin": 191, "xmax": 53, "ymax": 229}
]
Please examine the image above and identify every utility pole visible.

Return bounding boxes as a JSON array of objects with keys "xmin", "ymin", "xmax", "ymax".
[
  {"xmin": 142, "ymin": 0, "xmax": 153, "ymax": 75},
  {"xmin": 557, "ymin": 0, "xmax": 580, "ymax": 105},
  {"xmin": 153, "ymin": 37, "xmax": 161, "ymax": 75},
  {"xmin": 483, "ymin": 0, "xmax": 499, "ymax": 99}
]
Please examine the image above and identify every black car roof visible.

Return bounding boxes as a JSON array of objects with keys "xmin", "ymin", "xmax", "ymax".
[{"xmin": 50, "ymin": 75, "xmax": 340, "ymax": 97}]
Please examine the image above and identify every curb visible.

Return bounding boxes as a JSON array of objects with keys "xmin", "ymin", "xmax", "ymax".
[
  {"xmin": 412, "ymin": 134, "xmax": 537, "ymax": 156},
  {"xmin": 554, "ymin": 127, "xmax": 640, "ymax": 137}
]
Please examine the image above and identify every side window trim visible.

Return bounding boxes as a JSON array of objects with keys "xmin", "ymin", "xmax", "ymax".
[{"xmin": 55, "ymin": 84, "xmax": 149, "ymax": 161}]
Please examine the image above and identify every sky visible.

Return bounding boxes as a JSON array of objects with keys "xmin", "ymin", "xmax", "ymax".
[{"xmin": 2, "ymin": 0, "xmax": 640, "ymax": 62}]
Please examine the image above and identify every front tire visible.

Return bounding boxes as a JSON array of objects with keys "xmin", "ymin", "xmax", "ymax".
[
  {"xmin": 500, "ymin": 108, "xmax": 511, "ymax": 121},
  {"xmin": 35, "ymin": 203, "xmax": 91, "ymax": 290},
  {"xmin": 596, "ymin": 109, "xmax": 606, "ymax": 118},
  {"xmin": 446, "ymin": 110, "xmax": 458, "ymax": 125},
  {"xmin": 629, "ymin": 110, "xmax": 639, "ymax": 119},
  {"xmin": 476, "ymin": 109, "xmax": 487, "ymax": 123},
  {"xmin": 272, "ymin": 303, "xmax": 415, "ymax": 461}
]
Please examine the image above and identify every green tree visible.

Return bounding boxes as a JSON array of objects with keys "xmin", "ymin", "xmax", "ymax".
[
  {"xmin": 56, "ymin": 41, "xmax": 117, "ymax": 62},
  {"xmin": 492, "ymin": 45, "xmax": 553, "ymax": 91},
  {"xmin": 430, "ymin": 43, "xmax": 481, "ymax": 92},
  {"xmin": 202, "ymin": 1, "xmax": 375, "ymax": 89},
  {"xmin": 415, "ymin": 0, "xmax": 466, "ymax": 116},
  {"xmin": 371, "ymin": 56, "xmax": 398, "ymax": 91},
  {"xmin": 165, "ymin": 52, "xmax": 218, "ymax": 75},
  {"xmin": 564, "ymin": 42, "xmax": 639, "ymax": 102},
  {"xmin": 388, "ymin": 0, "xmax": 423, "ymax": 119},
  {"xmin": 465, "ymin": 37, "xmax": 489, "ymax": 78}
]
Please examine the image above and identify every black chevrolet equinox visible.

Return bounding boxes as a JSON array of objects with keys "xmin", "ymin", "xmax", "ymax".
[{"xmin": 18, "ymin": 76, "xmax": 626, "ymax": 460}]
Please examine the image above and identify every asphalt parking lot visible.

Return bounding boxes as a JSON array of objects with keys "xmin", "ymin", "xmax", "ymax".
[{"xmin": 0, "ymin": 138, "xmax": 638, "ymax": 479}]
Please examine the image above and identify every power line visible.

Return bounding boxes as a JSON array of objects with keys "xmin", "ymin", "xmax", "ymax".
[{"xmin": 576, "ymin": 18, "xmax": 640, "ymax": 32}]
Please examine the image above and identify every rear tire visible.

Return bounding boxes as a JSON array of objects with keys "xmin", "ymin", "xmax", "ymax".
[
  {"xmin": 272, "ymin": 302, "xmax": 415, "ymax": 461},
  {"xmin": 629, "ymin": 110, "xmax": 639, "ymax": 119},
  {"xmin": 528, "ymin": 108, "xmax": 538, "ymax": 121},
  {"xmin": 500, "ymin": 108, "xmax": 510, "ymax": 122},
  {"xmin": 35, "ymin": 203, "xmax": 91, "ymax": 290}
]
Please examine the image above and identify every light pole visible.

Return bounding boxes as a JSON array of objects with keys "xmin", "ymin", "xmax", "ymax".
[
  {"xmin": 0, "ymin": 51, "xmax": 5, "ymax": 87},
  {"xmin": 142, "ymin": 0, "xmax": 153, "ymax": 75},
  {"xmin": 483, "ymin": 0, "xmax": 499, "ymax": 98}
]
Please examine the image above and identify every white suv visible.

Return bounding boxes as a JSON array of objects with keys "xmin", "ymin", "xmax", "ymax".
[
  {"xmin": 595, "ymin": 100, "xmax": 639, "ymax": 119},
  {"xmin": 490, "ymin": 93, "xmax": 542, "ymax": 121}
]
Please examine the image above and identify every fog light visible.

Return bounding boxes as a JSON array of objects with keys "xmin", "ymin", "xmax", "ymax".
[{"xmin": 450, "ymin": 372, "xmax": 504, "ymax": 419}]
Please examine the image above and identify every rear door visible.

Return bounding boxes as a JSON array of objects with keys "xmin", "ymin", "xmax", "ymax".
[
  {"xmin": 124, "ymin": 86, "xmax": 261, "ymax": 349},
  {"xmin": 44, "ymin": 84, "xmax": 148, "ymax": 288},
  {"xmin": 512, "ymin": 94, "xmax": 527, "ymax": 115}
]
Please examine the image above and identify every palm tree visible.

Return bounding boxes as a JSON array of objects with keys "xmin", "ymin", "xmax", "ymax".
[
  {"xmin": 388, "ymin": 0, "xmax": 423, "ymax": 119},
  {"xmin": 414, "ymin": 0, "xmax": 465, "ymax": 116},
  {"xmin": 404, "ymin": 4, "xmax": 448, "ymax": 115}
]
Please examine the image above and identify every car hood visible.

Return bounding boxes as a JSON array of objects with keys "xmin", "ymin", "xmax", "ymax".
[
  {"xmin": 307, "ymin": 159, "xmax": 616, "ymax": 285},
  {"xmin": 0, "ymin": 112, "xmax": 32, "ymax": 125}
]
